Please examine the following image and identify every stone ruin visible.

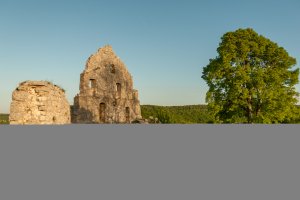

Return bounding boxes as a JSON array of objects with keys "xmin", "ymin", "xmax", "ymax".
[
  {"xmin": 8, "ymin": 45, "xmax": 143, "ymax": 125},
  {"xmin": 71, "ymin": 45, "xmax": 142, "ymax": 123},
  {"xmin": 9, "ymin": 81, "xmax": 71, "ymax": 125}
]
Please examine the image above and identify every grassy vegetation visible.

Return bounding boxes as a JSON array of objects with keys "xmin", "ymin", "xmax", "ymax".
[
  {"xmin": 141, "ymin": 105, "xmax": 214, "ymax": 124},
  {"xmin": 0, "ymin": 114, "xmax": 9, "ymax": 124}
]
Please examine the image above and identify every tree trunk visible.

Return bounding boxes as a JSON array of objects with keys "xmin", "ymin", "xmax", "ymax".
[{"xmin": 247, "ymin": 96, "xmax": 253, "ymax": 123}]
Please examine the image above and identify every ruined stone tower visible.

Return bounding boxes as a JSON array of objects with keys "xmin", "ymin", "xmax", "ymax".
[
  {"xmin": 9, "ymin": 81, "xmax": 71, "ymax": 125},
  {"xmin": 72, "ymin": 45, "xmax": 142, "ymax": 123}
]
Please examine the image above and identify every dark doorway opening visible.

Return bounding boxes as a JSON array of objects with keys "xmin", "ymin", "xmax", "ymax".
[
  {"xmin": 99, "ymin": 103, "xmax": 106, "ymax": 123},
  {"xmin": 125, "ymin": 107, "xmax": 130, "ymax": 123}
]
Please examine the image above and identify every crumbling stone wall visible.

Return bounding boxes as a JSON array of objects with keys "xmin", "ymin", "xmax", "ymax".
[
  {"xmin": 9, "ymin": 81, "xmax": 71, "ymax": 125},
  {"xmin": 72, "ymin": 45, "xmax": 142, "ymax": 123}
]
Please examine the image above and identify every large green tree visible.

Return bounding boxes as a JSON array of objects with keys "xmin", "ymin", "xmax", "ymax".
[{"xmin": 202, "ymin": 28, "xmax": 299, "ymax": 123}]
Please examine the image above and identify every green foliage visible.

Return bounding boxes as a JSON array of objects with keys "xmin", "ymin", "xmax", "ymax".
[
  {"xmin": 156, "ymin": 110, "xmax": 173, "ymax": 123},
  {"xmin": 141, "ymin": 105, "xmax": 214, "ymax": 124},
  {"xmin": 202, "ymin": 28, "xmax": 299, "ymax": 123},
  {"xmin": 0, "ymin": 114, "xmax": 9, "ymax": 124},
  {"xmin": 284, "ymin": 105, "xmax": 300, "ymax": 123}
]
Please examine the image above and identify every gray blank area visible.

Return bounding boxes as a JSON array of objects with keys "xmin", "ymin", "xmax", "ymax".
[{"xmin": 0, "ymin": 125, "xmax": 299, "ymax": 200}]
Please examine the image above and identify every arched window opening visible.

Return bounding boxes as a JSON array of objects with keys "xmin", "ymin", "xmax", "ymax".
[
  {"xmin": 110, "ymin": 64, "xmax": 116, "ymax": 73},
  {"xmin": 89, "ymin": 79, "xmax": 96, "ymax": 89},
  {"xmin": 116, "ymin": 83, "xmax": 121, "ymax": 98}
]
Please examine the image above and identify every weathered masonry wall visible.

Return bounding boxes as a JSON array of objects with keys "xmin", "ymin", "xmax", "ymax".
[
  {"xmin": 9, "ymin": 81, "xmax": 71, "ymax": 125},
  {"xmin": 72, "ymin": 45, "xmax": 142, "ymax": 123}
]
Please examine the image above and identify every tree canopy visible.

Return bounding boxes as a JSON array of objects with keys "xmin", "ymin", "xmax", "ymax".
[{"xmin": 202, "ymin": 28, "xmax": 299, "ymax": 123}]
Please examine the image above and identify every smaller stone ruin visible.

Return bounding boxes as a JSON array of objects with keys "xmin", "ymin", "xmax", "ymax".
[{"xmin": 9, "ymin": 81, "xmax": 71, "ymax": 125}]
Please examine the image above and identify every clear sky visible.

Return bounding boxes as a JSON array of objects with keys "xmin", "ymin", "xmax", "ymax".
[{"xmin": 0, "ymin": 0, "xmax": 300, "ymax": 113}]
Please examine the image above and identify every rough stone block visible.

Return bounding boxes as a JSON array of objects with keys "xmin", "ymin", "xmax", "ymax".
[{"xmin": 9, "ymin": 81, "xmax": 71, "ymax": 125}]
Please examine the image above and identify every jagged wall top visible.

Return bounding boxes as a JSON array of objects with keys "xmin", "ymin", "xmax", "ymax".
[
  {"xmin": 18, "ymin": 81, "xmax": 66, "ymax": 93},
  {"xmin": 85, "ymin": 45, "xmax": 130, "ymax": 75}
]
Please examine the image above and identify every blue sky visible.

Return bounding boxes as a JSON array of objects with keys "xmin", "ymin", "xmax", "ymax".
[{"xmin": 0, "ymin": 0, "xmax": 299, "ymax": 113}]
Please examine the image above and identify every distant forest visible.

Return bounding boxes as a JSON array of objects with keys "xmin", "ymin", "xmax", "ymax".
[
  {"xmin": 141, "ymin": 105, "xmax": 214, "ymax": 124},
  {"xmin": 141, "ymin": 105, "xmax": 300, "ymax": 124},
  {"xmin": 0, "ymin": 114, "xmax": 9, "ymax": 124}
]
